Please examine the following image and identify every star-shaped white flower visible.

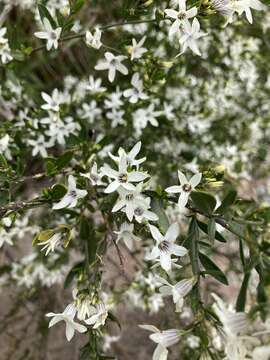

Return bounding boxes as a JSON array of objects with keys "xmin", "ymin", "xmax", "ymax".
[
  {"xmin": 34, "ymin": 18, "xmax": 62, "ymax": 51},
  {"xmin": 148, "ymin": 223, "xmax": 187, "ymax": 272},
  {"xmin": 85, "ymin": 303, "xmax": 108, "ymax": 329},
  {"xmin": 109, "ymin": 141, "xmax": 146, "ymax": 168},
  {"xmin": 235, "ymin": 0, "xmax": 266, "ymax": 24},
  {"xmin": 166, "ymin": 170, "xmax": 202, "ymax": 208},
  {"xmin": 139, "ymin": 325, "xmax": 180, "ymax": 360},
  {"xmin": 177, "ymin": 18, "xmax": 207, "ymax": 57},
  {"xmin": 85, "ymin": 28, "xmax": 102, "ymax": 49},
  {"xmin": 41, "ymin": 88, "xmax": 62, "ymax": 112},
  {"xmin": 0, "ymin": 27, "xmax": 8, "ymax": 45},
  {"xmin": 128, "ymin": 36, "xmax": 147, "ymax": 60},
  {"xmin": 101, "ymin": 154, "xmax": 149, "ymax": 194},
  {"xmin": 95, "ymin": 52, "xmax": 128, "ymax": 82},
  {"xmin": 165, "ymin": 0, "xmax": 197, "ymax": 37},
  {"xmin": 123, "ymin": 72, "xmax": 148, "ymax": 104},
  {"xmin": 46, "ymin": 304, "xmax": 87, "ymax": 341},
  {"xmin": 114, "ymin": 222, "xmax": 140, "ymax": 250},
  {"xmin": 52, "ymin": 175, "xmax": 87, "ymax": 210}
]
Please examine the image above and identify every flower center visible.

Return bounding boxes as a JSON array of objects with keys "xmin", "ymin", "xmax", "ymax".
[
  {"xmin": 134, "ymin": 207, "xmax": 144, "ymax": 216},
  {"xmin": 178, "ymin": 11, "xmax": 187, "ymax": 19},
  {"xmin": 69, "ymin": 190, "xmax": 77, "ymax": 198},
  {"xmin": 158, "ymin": 241, "xmax": 170, "ymax": 252},
  {"xmin": 126, "ymin": 193, "xmax": 134, "ymax": 201},
  {"xmin": 118, "ymin": 173, "xmax": 128, "ymax": 183},
  {"xmin": 182, "ymin": 183, "xmax": 192, "ymax": 192},
  {"xmin": 50, "ymin": 31, "xmax": 58, "ymax": 40}
]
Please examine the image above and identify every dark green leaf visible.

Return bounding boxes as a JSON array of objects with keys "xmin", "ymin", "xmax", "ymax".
[
  {"xmin": 49, "ymin": 183, "xmax": 67, "ymax": 200},
  {"xmin": 151, "ymin": 197, "xmax": 169, "ymax": 232},
  {"xmin": 71, "ymin": 0, "xmax": 86, "ymax": 13},
  {"xmin": 216, "ymin": 190, "xmax": 237, "ymax": 214},
  {"xmin": 64, "ymin": 261, "xmax": 84, "ymax": 288},
  {"xmin": 188, "ymin": 217, "xmax": 200, "ymax": 276},
  {"xmin": 38, "ymin": 4, "xmax": 57, "ymax": 28},
  {"xmin": 190, "ymin": 191, "xmax": 216, "ymax": 216},
  {"xmin": 208, "ymin": 218, "xmax": 216, "ymax": 243},
  {"xmin": 56, "ymin": 150, "xmax": 74, "ymax": 170},
  {"xmin": 197, "ymin": 220, "xmax": 226, "ymax": 243},
  {"xmin": 199, "ymin": 252, "xmax": 228, "ymax": 285},
  {"xmin": 236, "ymin": 273, "xmax": 250, "ymax": 311}
]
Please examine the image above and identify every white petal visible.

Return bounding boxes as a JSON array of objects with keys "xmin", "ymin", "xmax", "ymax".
[
  {"xmin": 138, "ymin": 324, "xmax": 159, "ymax": 333},
  {"xmin": 178, "ymin": 191, "xmax": 189, "ymax": 208},
  {"xmin": 104, "ymin": 181, "xmax": 120, "ymax": 193},
  {"xmin": 53, "ymin": 195, "xmax": 71, "ymax": 210},
  {"xmin": 177, "ymin": 171, "xmax": 188, "ymax": 185},
  {"xmin": 164, "ymin": 223, "xmax": 179, "ymax": 243},
  {"xmin": 153, "ymin": 344, "xmax": 168, "ymax": 360},
  {"xmin": 165, "ymin": 185, "xmax": 181, "ymax": 194},
  {"xmin": 160, "ymin": 252, "xmax": 172, "ymax": 272},
  {"xmin": 128, "ymin": 171, "xmax": 148, "ymax": 182},
  {"xmin": 149, "ymin": 224, "xmax": 164, "ymax": 243},
  {"xmin": 65, "ymin": 323, "xmax": 75, "ymax": 341},
  {"xmin": 189, "ymin": 173, "xmax": 202, "ymax": 188},
  {"xmin": 170, "ymin": 244, "xmax": 188, "ymax": 257}
]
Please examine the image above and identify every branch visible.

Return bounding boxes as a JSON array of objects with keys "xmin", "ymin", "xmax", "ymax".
[{"xmin": 0, "ymin": 198, "xmax": 48, "ymax": 218}]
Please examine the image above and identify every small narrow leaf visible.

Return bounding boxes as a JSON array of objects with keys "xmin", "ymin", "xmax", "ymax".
[
  {"xmin": 216, "ymin": 190, "xmax": 237, "ymax": 214},
  {"xmin": 236, "ymin": 273, "xmax": 250, "ymax": 311},
  {"xmin": 208, "ymin": 218, "xmax": 216, "ymax": 243},
  {"xmin": 199, "ymin": 252, "xmax": 228, "ymax": 285},
  {"xmin": 197, "ymin": 220, "xmax": 226, "ymax": 243}
]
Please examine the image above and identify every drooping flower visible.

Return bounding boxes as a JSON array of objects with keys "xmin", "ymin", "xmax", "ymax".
[
  {"xmin": 148, "ymin": 223, "xmax": 188, "ymax": 272},
  {"xmin": 52, "ymin": 175, "xmax": 87, "ymax": 210},
  {"xmin": 139, "ymin": 325, "xmax": 181, "ymax": 360},
  {"xmin": 123, "ymin": 72, "xmax": 148, "ymax": 104},
  {"xmin": 46, "ymin": 304, "xmax": 87, "ymax": 341},
  {"xmin": 177, "ymin": 18, "xmax": 207, "ymax": 56},
  {"xmin": 156, "ymin": 276, "xmax": 194, "ymax": 312},
  {"xmin": 165, "ymin": 170, "xmax": 202, "ymax": 208},
  {"xmin": 114, "ymin": 222, "xmax": 140, "ymax": 250},
  {"xmin": 37, "ymin": 233, "xmax": 62, "ymax": 255},
  {"xmin": 165, "ymin": 0, "xmax": 198, "ymax": 37},
  {"xmin": 128, "ymin": 36, "xmax": 147, "ymax": 60},
  {"xmin": 34, "ymin": 18, "xmax": 62, "ymax": 51},
  {"xmin": 95, "ymin": 52, "xmax": 128, "ymax": 82},
  {"xmin": 101, "ymin": 154, "xmax": 149, "ymax": 193},
  {"xmin": 85, "ymin": 28, "xmax": 102, "ymax": 49},
  {"xmin": 84, "ymin": 303, "xmax": 108, "ymax": 329}
]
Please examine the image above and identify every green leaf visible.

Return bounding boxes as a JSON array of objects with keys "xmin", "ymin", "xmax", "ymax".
[
  {"xmin": 151, "ymin": 197, "xmax": 169, "ymax": 233},
  {"xmin": 208, "ymin": 218, "xmax": 216, "ymax": 243},
  {"xmin": 199, "ymin": 252, "xmax": 228, "ymax": 285},
  {"xmin": 38, "ymin": 3, "xmax": 57, "ymax": 28},
  {"xmin": 236, "ymin": 273, "xmax": 250, "ymax": 311},
  {"xmin": 64, "ymin": 261, "xmax": 84, "ymax": 288},
  {"xmin": 216, "ymin": 190, "xmax": 237, "ymax": 214},
  {"xmin": 49, "ymin": 183, "xmax": 67, "ymax": 200},
  {"xmin": 190, "ymin": 191, "xmax": 217, "ymax": 216},
  {"xmin": 197, "ymin": 220, "xmax": 226, "ymax": 243},
  {"xmin": 71, "ymin": 0, "xmax": 86, "ymax": 13},
  {"xmin": 45, "ymin": 158, "xmax": 58, "ymax": 176},
  {"xmin": 188, "ymin": 217, "xmax": 200, "ymax": 276},
  {"xmin": 56, "ymin": 150, "xmax": 74, "ymax": 170}
]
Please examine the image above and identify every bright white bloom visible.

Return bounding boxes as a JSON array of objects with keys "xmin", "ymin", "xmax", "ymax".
[
  {"xmin": 46, "ymin": 304, "xmax": 87, "ymax": 341},
  {"xmin": 0, "ymin": 134, "xmax": 11, "ymax": 159},
  {"xmin": 252, "ymin": 345, "xmax": 270, "ymax": 360},
  {"xmin": 77, "ymin": 101, "xmax": 102, "ymax": 123},
  {"xmin": 101, "ymin": 154, "xmax": 149, "ymax": 193},
  {"xmin": 0, "ymin": 43, "xmax": 13, "ymax": 64},
  {"xmin": 74, "ymin": 294, "xmax": 95, "ymax": 321},
  {"xmin": 109, "ymin": 141, "xmax": 146, "ymax": 167},
  {"xmin": 148, "ymin": 223, "xmax": 188, "ymax": 272},
  {"xmin": 86, "ymin": 76, "xmax": 106, "ymax": 94},
  {"xmin": 95, "ymin": 52, "xmax": 128, "ymax": 82},
  {"xmin": 114, "ymin": 222, "xmax": 140, "ymax": 250},
  {"xmin": 53, "ymin": 175, "xmax": 87, "ymax": 210},
  {"xmin": 28, "ymin": 135, "xmax": 54, "ymax": 157},
  {"xmin": 165, "ymin": 0, "xmax": 197, "ymax": 37},
  {"xmin": 123, "ymin": 73, "xmax": 148, "ymax": 103},
  {"xmin": 0, "ymin": 28, "xmax": 8, "ymax": 45},
  {"xmin": 81, "ymin": 162, "xmax": 104, "ymax": 186},
  {"xmin": 85, "ymin": 28, "xmax": 102, "ymax": 49},
  {"xmin": 128, "ymin": 36, "xmax": 147, "ymax": 60},
  {"xmin": 156, "ymin": 276, "xmax": 194, "ymax": 312},
  {"xmin": 229, "ymin": 0, "xmax": 266, "ymax": 24},
  {"xmin": 139, "ymin": 325, "xmax": 180, "ymax": 360},
  {"xmin": 85, "ymin": 303, "xmax": 108, "ymax": 329},
  {"xmin": 178, "ymin": 18, "xmax": 207, "ymax": 56},
  {"xmin": 166, "ymin": 170, "xmax": 202, "ymax": 208},
  {"xmin": 41, "ymin": 88, "xmax": 62, "ymax": 112},
  {"xmin": 0, "ymin": 228, "xmax": 13, "ymax": 248},
  {"xmin": 133, "ymin": 104, "xmax": 162, "ymax": 135},
  {"xmin": 37, "ymin": 233, "xmax": 62, "ymax": 256},
  {"xmin": 187, "ymin": 335, "xmax": 200, "ymax": 349},
  {"xmin": 133, "ymin": 197, "xmax": 159, "ymax": 223},
  {"xmin": 34, "ymin": 18, "xmax": 62, "ymax": 51}
]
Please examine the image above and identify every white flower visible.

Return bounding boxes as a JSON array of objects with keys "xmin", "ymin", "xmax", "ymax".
[
  {"xmin": 109, "ymin": 141, "xmax": 146, "ymax": 168},
  {"xmin": 166, "ymin": 170, "xmax": 202, "ymax": 208},
  {"xmin": 81, "ymin": 162, "xmax": 104, "ymax": 186},
  {"xmin": 85, "ymin": 28, "xmax": 102, "ymax": 49},
  {"xmin": 86, "ymin": 76, "xmax": 106, "ymax": 94},
  {"xmin": 133, "ymin": 104, "xmax": 162, "ymax": 135},
  {"xmin": 0, "ymin": 228, "xmax": 13, "ymax": 248},
  {"xmin": 85, "ymin": 303, "xmax": 108, "ymax": 329},
  {"xmin": 41, "ymin": 88, "xmax": 62, "ymax": 112},
  {"xmin": 230, "ymin": 0, "xmax": 266, "ymax": 24},
  {"xmin": 177, "ymin": 18, "xmax": 207, "ymax": 56},
  {"xmin": 133, "ymin": 197, "xmax": 158, "ymax": 223},
  {"xmin": 148, "ymin": 223, "xmax": 187, "ymax": 272},
  {"xmin": 74, "ymin": 294, "xmax": 95, "ymax": 321},
  {"xmin": 95, "ymin": 52, "xmax": 128, "ymax": 83},
  {"xmin": 0, "ymin": 43, "xmax": 13, "ymax": 64},
  {"xmin": 211, "ymin": 0, "xmax": 232, "ymax": 16},
  {"xmin": 52, "ymin": 175, "xmax": 87, "ymax": 210},
  {"xmin": 0, "ymin": 28, "xmax": 8, "ymax": 45},
  {"xmin": 123, "ymin": 73, "xmax": 148, "ymax": 104},
  {"xmin": 156, "ymin": 276, "xmax": 194, "ymax": 312},
  {"xmin": 114, "ymin": 222, "xmax": 140, "ymax": 250},
  {"xmin": 28, "ymin": 135, "xmax": 54, "ymax": 157},
  {"xmin": 252, "ymin": 345, "xmax": 270, "ymax": 360},
  {"xmin": 34, "ymin": 18, "xmax": 62, "ymax": 51},
  {"xmin": 139, "ymin": 325, "xmax": 180, "ymax": 360},
  {"xmin": 101, "ymin": 154, "xmax": 149, "ymax": 193},
  {"xmin": 46, "ymin": 304, "xmax": 87, "ymax": 341},
  {"xmin": 128, "ymin": 36, "xmax": 147, "ymax": 60},
  {"xmin": 165, "ymin": 0, "xmax": 197, "ymax": 37},
  {"xmin": 77, "ymin": 101, "xmax": 102, "ymax": 123},
  {"xmin": 37, "ymin": 233, "xmax": 62, "ymax": 256}
]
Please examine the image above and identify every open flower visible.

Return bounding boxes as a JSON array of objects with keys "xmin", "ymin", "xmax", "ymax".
[
  {"xmin": 148, "ymin": 223, "xmax": 187, "ymax": 272},
  {"xmin": 123, "ymin": 73, "xmax": 148, "ymax": 104},
  {"xmin": 128, "ymin": 36, "xmax": 147, "ymax": 60},
  {"xmin": 166, "ymin": 170, "xmax": 202, "ymax": 208},
  {"xmin": 109, "ymin": 141, "xmax": 146, "ymax": 168},
  {"xmin": 165, "ymin": 0, "xmax": 197, "ymax": 37},
  {"xmin": 114, "ymin": 222, "xmax": 140, "ymax": 250},
  {"xmin": 37, "ymin": 232, "xmax": 62, "ymax": 255},
  {"xmin": 41, "ymin": 88, "xmax": 62, "ymax": 112},
  {"xmin": 46, "ymin": 304, "xmax": 87, "ymax": 341},
  {"xmin": 101, "ymin": 154, "xmax": 149, "ymax": 193},
  {"xmin": 95, "ymin": 52, "xmax": 128, "ymax": 82},
  {"xmin": 139, "ymin": 325, "xmax": 180, "ymax": 360},
  {"xmin": 84, "ymin": 303, "xmax": 108, "ymax": 329},
  {"xmin": 177, "ymin": 18, "xmax": 207, "ymax": 56},
  {"xmin": 156, "ymin": 276, "xmax": 194, "ymax": 312},
  {"xmin": 81, "ymin": 162, "xmax": 105, "ymax": 186},
  {"xmin": 53, "ymin": 175, "xmax": 87, "ymax": 210},
  {"xmin": 34, "ymin": 18, "xmax": 62, "ymax": 51}
]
